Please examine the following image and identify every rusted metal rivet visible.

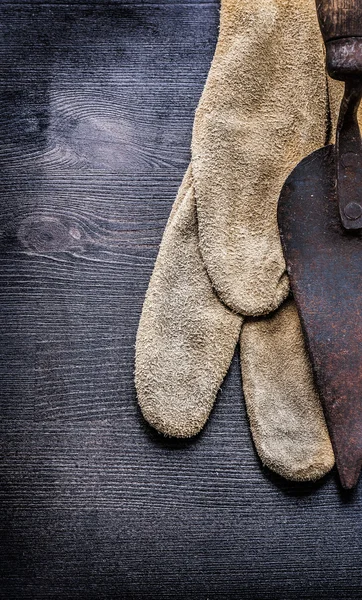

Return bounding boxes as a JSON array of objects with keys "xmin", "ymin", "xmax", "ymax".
[{"xmin": 344, "ymin": 202, "xmax": 362, "ymax": 220}]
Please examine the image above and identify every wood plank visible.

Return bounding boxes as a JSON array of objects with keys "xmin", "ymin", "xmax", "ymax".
[
  {"xmin": 0, "ymin": 4, "xmax": 214, "ymax": 171},
  {"xmin": 0, "ymin": 173, "xmax": 179, "ymax": 420},
  {"xmin": 1, "ymin": 2, "xmax": 362, "ymax": 599}
]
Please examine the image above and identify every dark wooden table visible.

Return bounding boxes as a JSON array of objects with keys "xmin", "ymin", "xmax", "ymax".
[{"xmin": 1, "ymin": 1, "xmax": 362, "ymax": 598}]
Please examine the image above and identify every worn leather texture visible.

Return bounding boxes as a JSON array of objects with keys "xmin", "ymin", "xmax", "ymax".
[{"xmin": 135, "ymin": 0, "xmax": 335, "ymax": 481}]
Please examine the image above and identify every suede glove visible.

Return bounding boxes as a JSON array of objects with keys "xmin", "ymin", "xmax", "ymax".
[{"xmin": 135, "ymin": 0, "xmax": 338, "ymax": 481}]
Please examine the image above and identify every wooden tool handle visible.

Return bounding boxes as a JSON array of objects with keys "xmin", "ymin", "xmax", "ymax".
[
  {"xmin": 316, "ymin": 1, "xmax": 362, "ymax": 80},
  {"xmin": 316, "ymin": 2, "xmax": 362, "ymax": 229},
  {"xmin": 316, "ymin": 0, "xmax": 362, "ymax": 42}
]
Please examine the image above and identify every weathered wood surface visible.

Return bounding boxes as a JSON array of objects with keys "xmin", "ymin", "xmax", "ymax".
[{"xmin": 1, "ymin": 2, "xmax": 362, "ymax": 599}]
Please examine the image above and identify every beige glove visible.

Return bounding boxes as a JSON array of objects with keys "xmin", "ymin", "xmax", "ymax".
[{"xmin": 136, "ymin": 0, "xmax": 339, "ymax": 481}]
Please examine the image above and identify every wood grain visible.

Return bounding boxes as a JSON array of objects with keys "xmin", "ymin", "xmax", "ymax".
[{"xmin": 1, "ymin": 2, "xmax": 362, "ymax": 599}]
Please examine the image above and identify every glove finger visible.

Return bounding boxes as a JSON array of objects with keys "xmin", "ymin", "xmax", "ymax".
[
  {"xmin": 193, "ymin": 0, "xmax": 329, "ymax": 316},
  {"xmin": 135, "ymin": 171, "xmax": 242, "ymax": 438},
  {"xmin": 240, "ymin": 298, "xmax": 335, "ymax": 481}
]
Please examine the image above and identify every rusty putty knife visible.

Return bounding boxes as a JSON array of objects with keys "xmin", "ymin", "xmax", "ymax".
[{"xmin": 278, "ymin": 0, "xmax": 362, "ymax": 489}]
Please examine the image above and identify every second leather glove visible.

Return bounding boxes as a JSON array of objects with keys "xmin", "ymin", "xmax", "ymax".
[
  {"xmin": 135, "ymin": 0, "xmax": 337, "ymax": 481},
  {"xmin": 135, "ymin": 169, "xmax": 334, "ymax": 481}
]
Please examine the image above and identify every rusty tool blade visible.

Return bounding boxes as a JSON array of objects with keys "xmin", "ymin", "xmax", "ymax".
[{"xmin": 278, "ymin": 144, "xmax": 362, "ymax": 489}]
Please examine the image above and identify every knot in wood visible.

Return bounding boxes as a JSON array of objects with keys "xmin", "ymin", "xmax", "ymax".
[{"xmin": 18, "ymin": 216, "xmax": 72, "ymax": 252}]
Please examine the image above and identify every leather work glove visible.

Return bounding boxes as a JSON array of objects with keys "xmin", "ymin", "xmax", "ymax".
[{"xmin": 135, "ymin": 0, "xmax": 344, "ymax": 481}]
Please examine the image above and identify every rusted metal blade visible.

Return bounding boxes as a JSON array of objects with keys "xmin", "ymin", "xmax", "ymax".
[{"xmin": 278, "ymin": 144, "xmax": 362, "ymax": 489}]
